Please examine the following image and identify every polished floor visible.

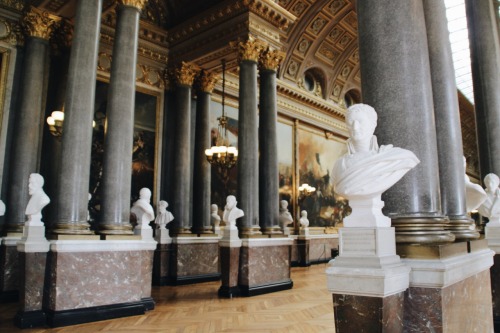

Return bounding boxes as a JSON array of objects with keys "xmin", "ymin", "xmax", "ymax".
[{"xmin": 0, "ymin": 264, "xmax": 335, "ymax": 333}]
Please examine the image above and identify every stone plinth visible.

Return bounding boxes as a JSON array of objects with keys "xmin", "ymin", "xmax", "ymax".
[
  {"xmin": 0, "ymin": 235, "xmax": 21, "ymax": 302},
  {"xmin": 483, "ymin": 225, "xmax": 500, "ymax": 330},
  {"xmin": 219, "ymin": 238, "xmax": 242, "ymax": 298},
  {"xmin": 45, "ymin": 240, "xmax": 156, "ymax": 327},
  {"xmin": 152, "ymin": 242, "xmax": 171, "ymax": 286},
  {"xmin": 401, "ymin": 241, "xmax": 494, "ymax": 331},
  {"xmin": 238, "ymin": 238, "xmax": 293, "ymax": 296},
  {"xmin": 291, "ymin": 234, "xmax": 339, "ymax": 266},
  {"xmin": 297, "ymin": 236, "xmax": 310, "ymax": 267},
  {"xmin": 169, "ymin": 237, "xmax": 220, "ymax": 285}
]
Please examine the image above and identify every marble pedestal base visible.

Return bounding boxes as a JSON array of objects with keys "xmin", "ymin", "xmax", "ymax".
[
  {"xmin": 0, "ymin": 235, "xmax": 21, "ymax": 302},
  {"xmin": 219, "ymin": 238, "xmax": 242, "ymax": 298},
  {"xmin": 238, "ymin": 238, "xmax": 293, "ymax": 296},
  {"xmin": 297, "ymin": 236, "xmax": 310, "ymax": 267},
  {"xmin": 401, "ymin": 240, "xmax": 494, "ymax": 332},
  {"xmin": 168, "ymin": 237, "xmax": 220, "ymax": 285},
  {"xmin": 45, "ymin": 240, "xmax": 156, "ymax": 327},
  {"xmin": 152, "ymin": 242, "xmax": 172, "ymax": 286}
]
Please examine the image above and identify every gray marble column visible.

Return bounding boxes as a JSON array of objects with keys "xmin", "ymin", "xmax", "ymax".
[
  {"xmin": 192, "ymin": 70, "xmax": 217, "ymax": 234},
  {"xmin": 465, "ymin": 0, "xmax": 500, "ymax": 179},
  {"xmin": 100, "ymin": 1, "xmax": 146, "ymax": 235},
  {"xmin": 5, "ymin": 8, "xmax": 58, "ymax": 234},
  {"xmin": 357, "ymin": 0, "xmax": 454, "ymax": 244},
  {"xmin": 53, "ymin": 0, "xmax": 103, "ymax": 235},
  {"xmin": 236, "ymin": 39, "xmax": 265, "ymax": 237},
  {"xmin": 171, "ymin": 62, "xmax": 198, "ymax": 235},
  {"xmin": 259, "ymin": 49, "xmax": 284, "ymax": 235},
  {"xmin": 423, "ymin": 0, "xmax": 478, "ymax": 241}
]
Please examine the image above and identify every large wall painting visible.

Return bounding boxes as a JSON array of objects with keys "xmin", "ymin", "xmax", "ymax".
[
  {"xmin": 278, "ymin": 121, "xmax": 293, "ymax": 208},
  {"xmin": 297, "ymin": 127, "xmax": 350, "ymax": 228}
]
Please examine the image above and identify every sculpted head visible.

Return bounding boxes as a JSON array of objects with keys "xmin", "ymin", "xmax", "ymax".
[
  {"xmin": 301, "ymin": 210, "xmax": 307, "ymax": 218},
  {"xmin": 211, "ymin": 204, "xmax": 218, "ymax": 213},
  {"xmin": 28, "ymin": 173, "xmax": 44, "ymax": 195},
  {"xmin": 346, "ymin": 104, "xmax": 377, "ymax": 143},
  {"xmin": 139, "ymin": 188, "xmax": 152, "ymax": 201},
  {"xmin": 226, "ymin": 195, "xmax": 237, "ymax": 210},
  {"xmin": 158, "ymin": 200, "xmax": 168, "ymax": 212},
  {"xmin": 280, "ymin": 200, "xmax": 288, "ymax": 210},
  {"xmin": 484, "ymin": 173, "xmax": 500, "ymax": 191}
]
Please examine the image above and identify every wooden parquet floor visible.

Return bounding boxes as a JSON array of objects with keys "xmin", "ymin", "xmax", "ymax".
[{"xmin": 0, "ymin": 265, "xmax": 335, "ymax": 333}]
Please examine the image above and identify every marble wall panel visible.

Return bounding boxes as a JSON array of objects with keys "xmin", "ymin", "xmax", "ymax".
[
  {"xmin": 239, "ymin": 245, "xmax": 290, "ymax": 286},
  {"xmin": 291, "ymin": 240, "xmax": 298, "ymax": 262},
  {"xmin": 153, "ymin": 244, "xmax": 170, "ymax": 283},
  {"xmin": 175, "ymin": 243, "xmax": 219, "ymax": 277},
  {"xmin": 404, "ymin": 269, "xmax": 493, "ymax": 332},
  {"xmin": 333, "ymin": 293, "xmax": 404, "ymax": 332},
  {"xmin": 0, "ymin": 244, "xmax": 19, "ymax": 291},
  {"xmin": 141, "ymin": 251, "xmax": 154, "ymax": 298},
  {"xmin": 47, "ymin": 250, "xmax": 153, "ymax": 311},
  {"xmin": 220, "ymin": 246, "xmax": 240, "ymax": 287},
  {"xmin": 20, "ymin": 252, "xmax": 47, "ymax": 312}
]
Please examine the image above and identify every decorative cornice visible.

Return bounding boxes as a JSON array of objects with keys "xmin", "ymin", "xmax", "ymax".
[
  {"xmin": 174, "ymin": 61, "xmax": 200, "ymax": 86},
  {"xmin": 119, "ymin": 0, "xmax": 148, "ymax": 11},
  {"xmin": 22, "ymin": 6, "xmax": 60, "ymax": 40},
  {"xmin": 0, "ymin": 0, "xmax": 24, "ymax": 12},
  {"xmin": 242, "ymin": 0, "xmax": 296, "ymax": 30},
  {"xmin": 231, "ymin": 37, "xmax": 266, "ymax": 63},
  {"xmin": 260, "ymin": 48, "xmax": 285, "ymax": 71},
  {"xmin": 197, "ymin": 70, "xmax": 219, "ymax": 93},
  {"xmin": 0, "ymin": 18, "xmax": 23, "ymax": 46}
]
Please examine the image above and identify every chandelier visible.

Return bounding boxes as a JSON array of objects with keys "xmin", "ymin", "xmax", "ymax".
[
  {"xmin": 46, "ymin": 110, "xmax": 65, "ymax": 137},
  {"xmin": 205, "ymin": 59, "xmax": 238, "ymax": 177}
]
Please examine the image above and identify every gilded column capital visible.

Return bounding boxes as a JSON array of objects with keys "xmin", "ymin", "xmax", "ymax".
[
  {"xmin": 118, "ymin": 0, "xmax": 148, "ymax": 11},
  {"xmin": 174, "ymin": 62, "xmax": 200, "ymax": 87},
  {"xmin": 231, "ymin": 37, "xmax": 267, "ymax": 63},
  {"xmin": 260, "ymin": 48, "xmax": 285, "ymax": 71},
  {"xmin": 22, "ymin": 6, "xmax": 60, "ymax": 40},
  {"xmin": 197, "ymin": 70, "xmax": 219, "ymax": 94}
]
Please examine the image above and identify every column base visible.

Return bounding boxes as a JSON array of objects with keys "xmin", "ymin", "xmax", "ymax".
[
  {"xmin": 239, "ymin": 226, "xmax": 262, "ymax": 237},
  {"xmin": 52, "ymin": 222, "xmax": 95, "ymax": 235},
  {"xmin": 392, "ymin": 216, "xmax": 455, "ymax": 244},
  {"xmin": 446, "ymin": 216, "xmax": 480, "ymax": 241},
  {"xmin": 14, "ymin": 310, "xmax": 46, "ymax": 328},
  {"xmin": 261, "ymin": 226, "xmax": 283, "ymax": 236},
  {"xmin": 99, "ymin": 223, "xmax": 134, "ymax": 235},
  {"xmin": 5, "ymin": 225, "xmax": 23, "ymax": 233}
]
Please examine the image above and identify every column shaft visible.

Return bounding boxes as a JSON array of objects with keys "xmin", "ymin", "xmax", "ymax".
[
  {"xmin": 259, "ymin": 68, "xmax": 281, "ymax": 235},
  {"xmin": 357, "ymin": 0, "xmax": 454, "ymax": 244},
  {"xmin": 100, "ymin": 4, "xmax": 141, "ymax": 234},
  {"xmin": 237, "ymin": 60, "xmax": 261, "ymax": 236},
  {"xmin": 53, "ymin": 0, "xmax": 103, "ymax": 234},
  {"xmin": 6, "ymin": 37, "xmax": 49, "ymax": 233},
  {"xmin": 423, "ymin": 0, "xmax": 478, "ymax": 240},
  {"xmin": 192, "ymin": 89, "xmax": 212, "ymax": 234},
  {"xmin": 465, "ymin": 0, "xmax": 500, "ymax": 179}
]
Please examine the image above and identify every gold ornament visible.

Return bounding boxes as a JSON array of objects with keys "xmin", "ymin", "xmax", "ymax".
[
  {"xmin": 175, "ymin": 62, "xmax": 200, "ymax": 86},
  {"xmin": 22, "ymin": 7, "xmax": 60, "ymax": 40},
  {"xmin": 260, "ymin": 48, "xmax": 285, "ymax": 71},
  {"xmin": 232, "ymin": 37, "xmax": 266, "ymax": 63},
  {"xmin": 198, "ymin": 70, "xmax": 219, "ymax": 93},
  {"xmin": 118, "ymin": 0, "xmax": 148, "ymax": 11}
]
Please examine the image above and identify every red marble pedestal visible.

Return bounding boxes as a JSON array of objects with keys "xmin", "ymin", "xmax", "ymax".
[
  {"xmin": 219, "ymin": 243, "xmax": 241, "ymax": 297},
  {"xmin": 0, "ymin": 238, "xmax": 20, "ymax": 302}
]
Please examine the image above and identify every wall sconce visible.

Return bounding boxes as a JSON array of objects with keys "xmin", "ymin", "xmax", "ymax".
[
  {"xmin": 46, "ymin": 110, "xmax": 64, "ymax": 137},
  {"xmin": 298, "ymin": 183, "xmax": 316, "ymax": 198}
]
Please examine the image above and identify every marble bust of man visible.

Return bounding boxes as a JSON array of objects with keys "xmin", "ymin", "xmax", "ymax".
[
  {"xmin": 332, "ymin": 104, "xmax": 420, "ymax": 227},
  {"xmin": 299, "ymin": 210, "xmax": 309, "ymax": 228},
  {"xmin": 211, "ymin": 204, "xmax": 221, "ymax": 228},
  {"xmin": 464, "ymin": 156, "xmax": 486, "ymax": 212},
  {"xmin": 478, "ymin": 173, "xmax": 500, "ymax": 225},
  {"xmin": 279, "ymin": 200, "xmax": 293, "ymax": 228},
  {"xmin": 223, "ymin": 195, "xmax": 244, "ymax": 230},
  {"xmin": 131, "ymin": 187, "xmax": 155, "ymax": 228},
  {"xmin": 25, "ymin": 173, "xmax": 50, "ymax": 225},
  {"xmin": 155, "ymin": 200, "xmax": 174, "ymax": 230}
]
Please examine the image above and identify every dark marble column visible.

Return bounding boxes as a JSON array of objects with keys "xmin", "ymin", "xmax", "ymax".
[
  {"xmin": 171, "ymin": 62, "xmax": 199, "ymax": 235},
  {"xmin": 465, "ymin": 0, "xmax": 500, "ymax": 179},
  {"xmin": 423, "ymin": 0, "xmax": 478, "ymax": 241},
  {"xmin": 100, "ymin": 1, "xmax": 146, "ymax": 235},
  {"xmin": 52, "ymin": 0, "xmax": 103, "ymax": 235},
  {"xmin": 236, "ymin": 39, "xmax": 265, "ymax": 237},
  {"xmin": 357, "ymin": 0, "xmax": 454, "ymax": 244},
  {"xmin": 5, "ymin": 8, "xmax": 58, "ymax": 234},
  {"xmin": 258, "ymin": 49, "xmax": 284, "ymax": 236},
  {"xmin": 192, "ymin": 70, "xmax": 217, "ymax": 234}
]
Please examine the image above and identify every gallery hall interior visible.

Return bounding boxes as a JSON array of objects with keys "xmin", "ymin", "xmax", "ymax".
[{"xmin": 0, "ymin": 0, "xmax": 500, "ymax": 332}]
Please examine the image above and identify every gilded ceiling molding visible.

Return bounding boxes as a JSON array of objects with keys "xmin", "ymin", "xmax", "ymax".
[
  {"xmin": 232, "ymin": 37, "xmax": 267, "ymax": 63},
  {"xmin": 260, "ymin": 48, "xmax": 285, "ymax": 71},
  {"xmin": 242, "ymin": 0, "xmax": 296, "ymax": 30},
  {"xmin": 118, "ymin": 0, "xmax": 148, "ymax": 11},
  {"xmin": 0, "ymin": 0, "xmax": 24, "ymax": 12},
  {"xmin": 22, "ymin": 6, "xmax": 60, "ymax": 40},
  {"xmin": 197, "ymin": 70, "xmax": 219, "ymax": 93},
  {"xmin": 175, "ymin": 61, "xmax": 200, "ymax": 86},
  {"xmin": 0, "ymin": 18, "xmax": 23, "ymax": 46}
]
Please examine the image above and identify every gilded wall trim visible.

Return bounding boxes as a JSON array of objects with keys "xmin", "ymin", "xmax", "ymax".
[
  {"xmin": 23, "ymin": 7, "xmax": 60, "ymax": 40},
  {"xmin": 197, "ymin": 70, "xmax": 219, "ymax": 93},
  {"xmin": 0, "ymin": 0, "xmax": 23, "ymax": 12},
  {"xmin": 174, "ymin": 61, "xmax": 200, "ymax": 87},
  {"xmin": 260, "ymin": 48, "xmax": 285, "ymax": 71},
  {"xmin": 232, "ymin": 37, "xmax": 266, "ymax": 63},
  {"xmin": 0, "ymin": 18, "xmax": 23, "ymax": 46},
  {"xmin": 119, "ymin": 0, "xmax": 148, "ymax": 11}
]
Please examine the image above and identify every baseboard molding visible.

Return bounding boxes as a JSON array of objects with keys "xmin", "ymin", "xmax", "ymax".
[
  {"xmin": 167, "ymin": 273, "xmax": 221, "ymax": 286},
  {"xmin": 239, "ymin": 279, "xmax": 293, "ymax": 297},
  {"xmin": 0, "ymin": 290, "xmax": 18, "ymax": 303},
  {"xmin": 45, "ymin": 300, "xmax": 146, "ymax": 327},
  {"xmin": 139, "ymin": 297, "xmax": 155, "ymax": 311},
  {"xmin": 218, "ymin": 285, "xmax": 240, "ymax": 298},
  {"xmin": 14, "ymin": 310, "xmax": 46, "ymax": 328}
]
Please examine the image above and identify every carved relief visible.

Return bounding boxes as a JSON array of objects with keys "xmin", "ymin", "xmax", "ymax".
[
  {"xmin": 0, "ymin": 0, "xmax": 24, "ymax": 11},
  {"xmin": 332, "ymin": 83, "xmax": 342, "ymax": 99},
  {"xmin": 337, "ymin": 32, "xmax": 353, "ymax": 50},
  {"xmin": 22, "ymin": 6, "xmax": 60, "ymax": 40},
  {"xmin": 232, "ymin": 37, "xmax": 266, "ymax": 63},
  {"xmin": 317, "ymin": 44, "xmax": 339, "ymax": 62},
  {"xmin": 174, "ymin": 61, "xmax": 200, "ymax": 86},
  {"xmin": 138, "ymin": 64, "xmax": 165, "ymax": 88},
  {"xmin": 286, "ymin": 59, "xmax": 299, "ymax": 78},
  {"xmin": 0, "ymin": 18, "xmax": 23, "ymax": 46},
  {"xmin": 340, "ymin": 64, "xmax": 352, "ymax": 80},
  {"xmin": 327, "ymin": 0, "xmax": 347, "ymax": 16},
  {"xmin": 243, "ymin": 0, "xmax": 296, "ymax": 30},
  {"xmin": 341, "ymin": 11, "xmax": 358, "ymax": 32},
  {"xmin": 291, "ymin": 1, "xmax": 307, "ymax": 17},
  {"xmin": 260, "ymin": 48, "xmax": 285, "ymax": 71},
  {"xmin": 98, "ymin": 53, "xmax": 112, "ymax": 71},
  {"xmin": 310, "ymin": 16, "xmax": 326, "ymax": 35},
  {"xmin": 197, "ymin": 70, "xmax": 219, "ymax": 93},
  {"xmin": 328, "ymin": 26, "xmax": 344, "ymax": 43},
  {"xmin": 119, "ymin": 0, "xmax": 148, "ymax": 11},
  {"xmin": 296, "ymin": 37, "xmax": 311, "ymax": 55}
]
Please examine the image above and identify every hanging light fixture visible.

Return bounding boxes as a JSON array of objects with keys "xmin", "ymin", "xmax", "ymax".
[
  {"xmin": 47, "ymin": 110, "xmax": 96, "ymax": 137},
  {"xmin": 205, "ymin": 59, "xmax": 238, "ymax": 176}
]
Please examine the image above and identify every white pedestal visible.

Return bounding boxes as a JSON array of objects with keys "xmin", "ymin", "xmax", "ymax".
[
  {"xmin": 17, "ymin": 224, "xmax": 50, "ymax": 253},
  {"xmin": 222, "ymin": 227, "xmax": 239, "ymax": 241},
  {"xmin": 299, "ymin": 228, "xmax": 309, "ymax": 236},
  {"xmin": 326, "ymin": 227, "xmax": 410, "ymax": 297},
  {"xmin": 485, "ymin": 225, "xmax": 500, "ymax": 254},
  {"xmin": 135, "ymin": 225, "xmax": 154, "ymax": 241},
  {"xmin": 154, "ymin": 228, "xmax": 171, "ymax": 244},
  {"xmin": 343, "ymin": 196, "xmax": 391, "ymax": 227}
]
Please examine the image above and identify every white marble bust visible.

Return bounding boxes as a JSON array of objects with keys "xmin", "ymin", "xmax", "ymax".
[
  {"xmin": 25, "ymin": 173, "xmax": 50, "ymax": 226},
  {"xmin": 478, "ymin": 173, "xmax": 500, "ymax": 225},
  {"xmin": 299, "ymin": 210, "xmax": 309, "ymax": 228},
  {"xmin": 223, "ymin": 195, "xmax": 244, "ymax": 230},
  {"xmin": 0, "ymin": 199, "xmax": 5, "ymax": 216},
  {"xmin": 155, "ymin": 200, "xmax": 174, "ymax": 230},
  {"xmin": 211, "ymin": 204, "xmax": 221, "ymax": 228},
  {"xmin": 131, "ymin": 187, "xmax": 155, "ymax": 229},
  {"xmin": 279, "ymin": 200, "xmax": 293, "ymax": 227},
  {"xmin": 464, "ymin": 157, "xmax": 487, "ymax": 212},
  {"xmin": 332, "ymin": 104, "xmax": 420, "ymax": 227}
]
